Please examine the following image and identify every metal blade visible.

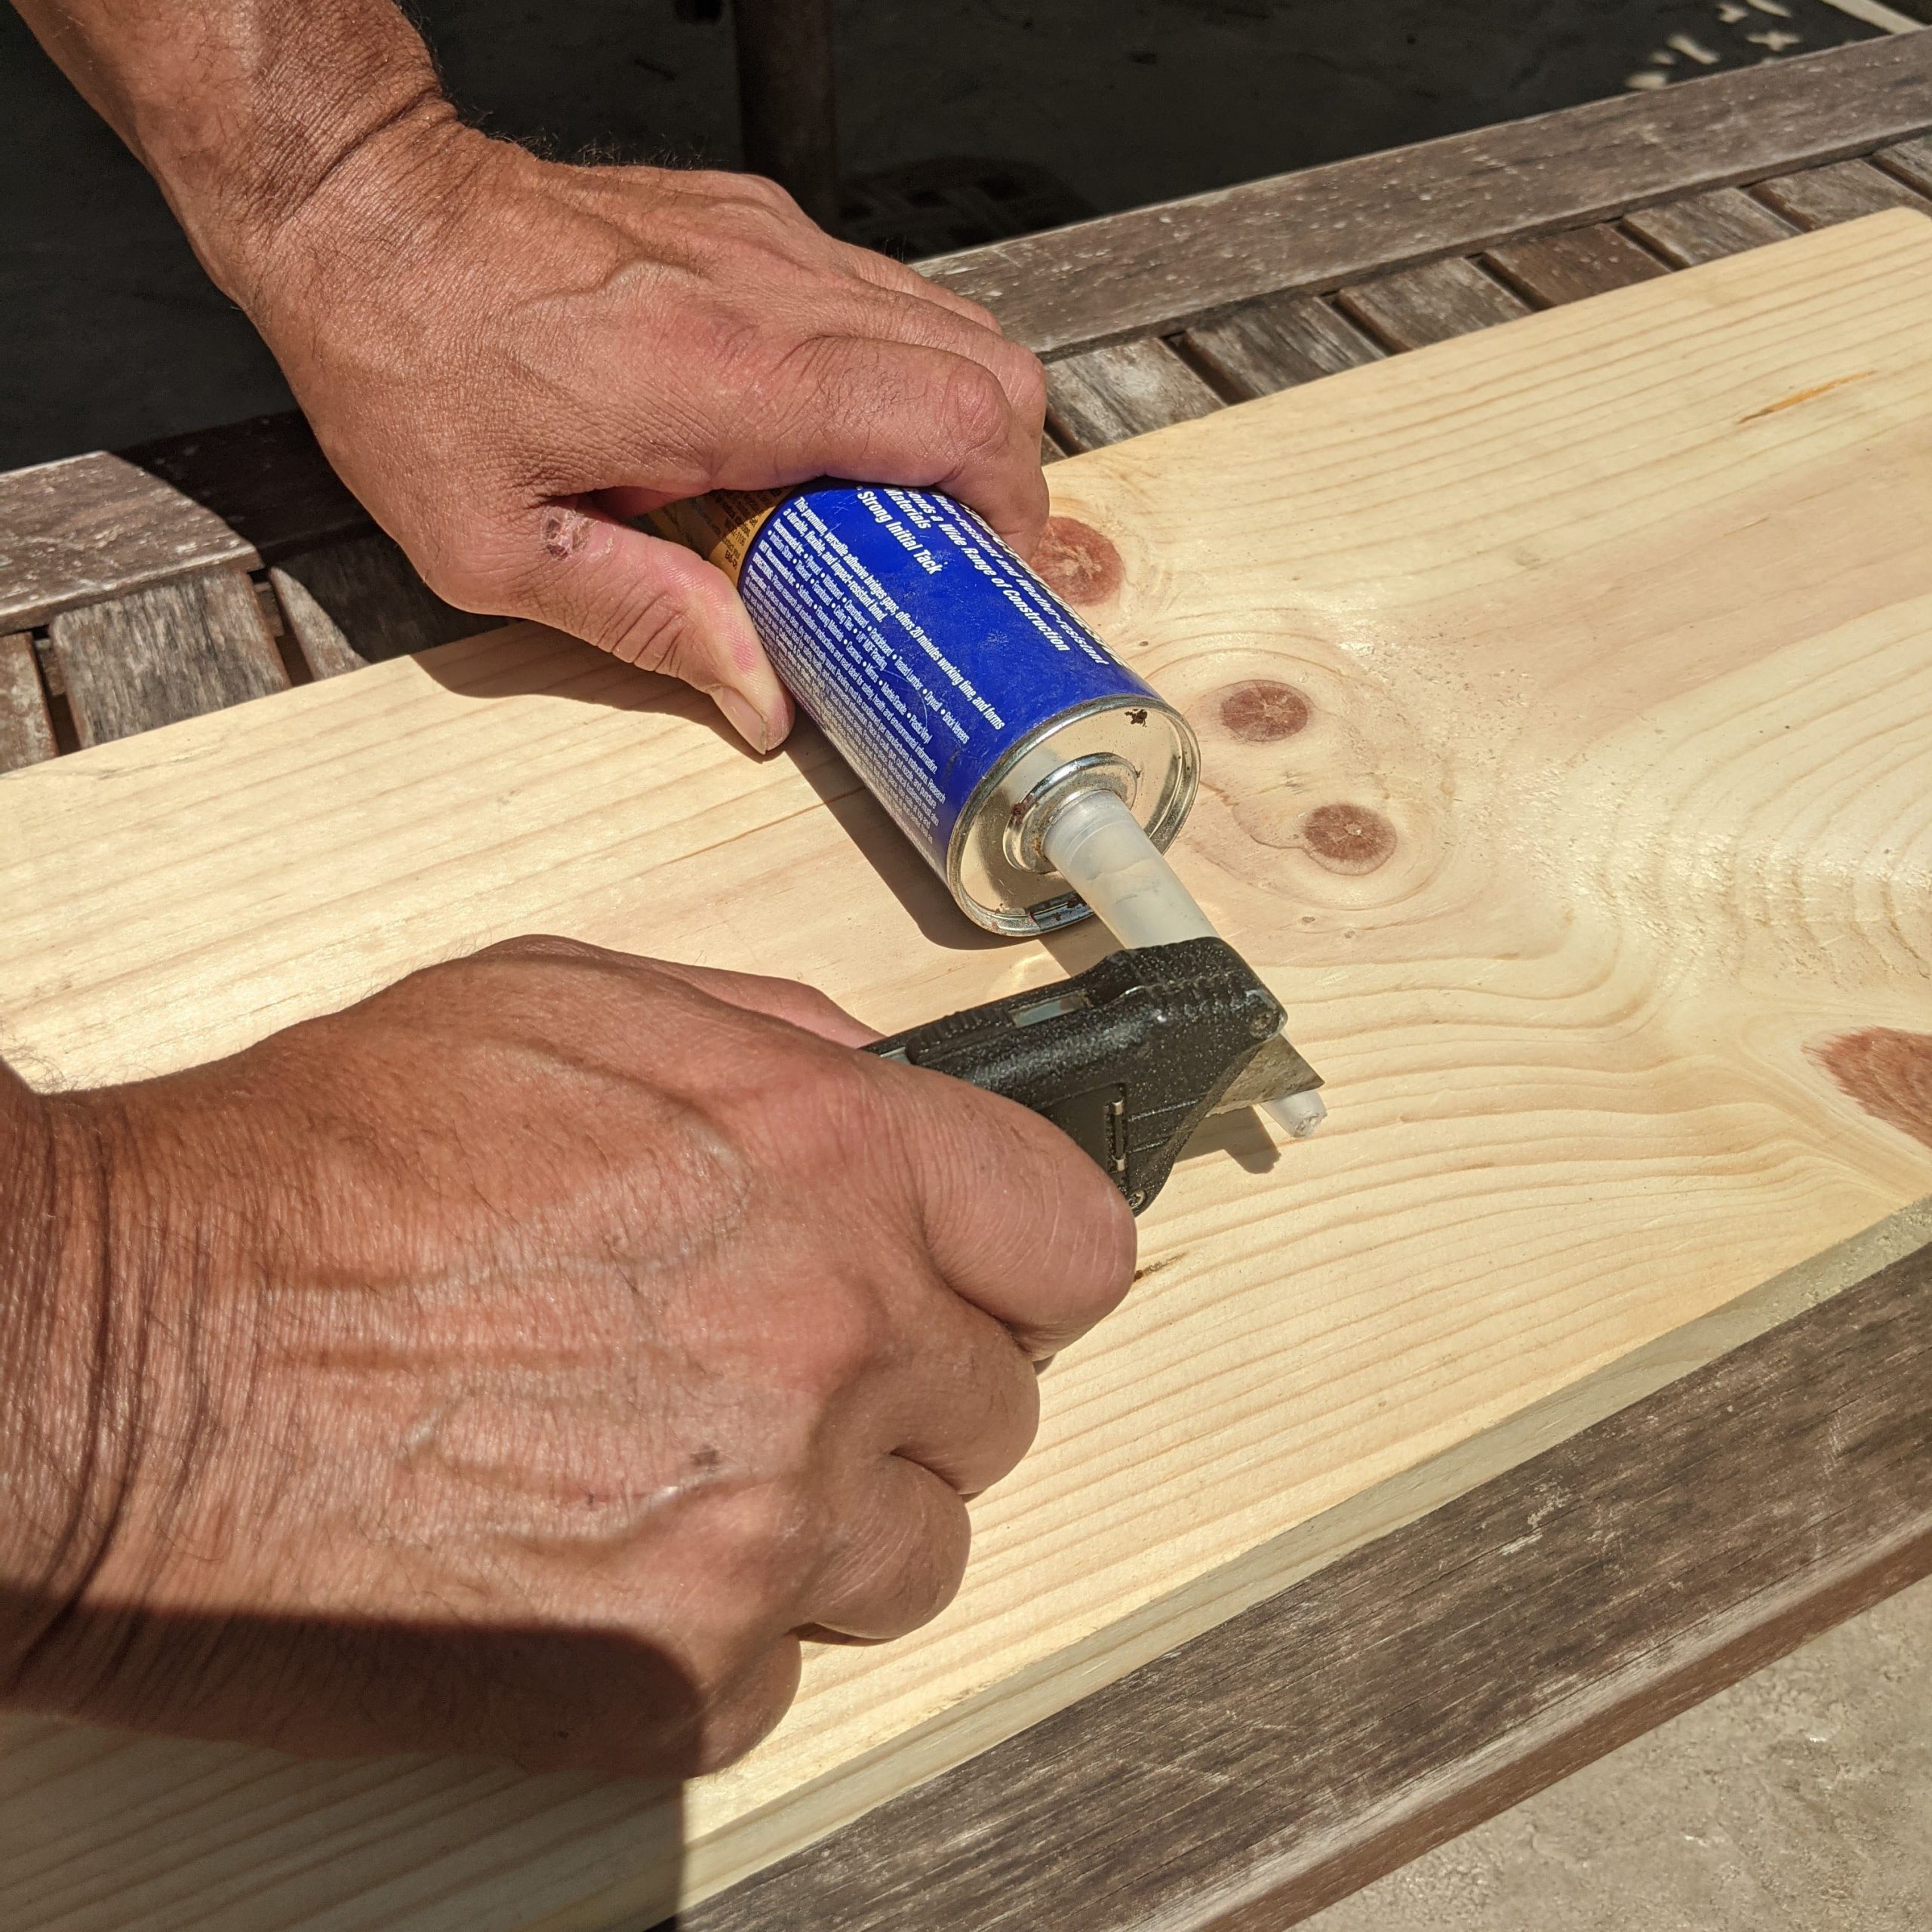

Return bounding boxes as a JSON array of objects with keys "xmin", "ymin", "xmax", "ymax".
[{"xmin": 1213, "ymin": 1029, "xmax": 1324, "ymax": 1115}]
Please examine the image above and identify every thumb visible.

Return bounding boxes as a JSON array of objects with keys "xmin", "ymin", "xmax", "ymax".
[{"xmin": 513, "ymin": 500, "xmax": 793, "ymax": 752}]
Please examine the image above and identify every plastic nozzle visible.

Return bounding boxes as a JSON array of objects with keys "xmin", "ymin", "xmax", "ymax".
[
  {"xmin": 1039, "ymin": 789, "xmax": 1324, "ymax": 1140},
  {"xmin": 1038, "ymin": 786, "xmax": 1217, "ymax": 948}
]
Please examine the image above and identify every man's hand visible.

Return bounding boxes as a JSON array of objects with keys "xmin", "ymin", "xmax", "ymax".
[
  {"xmin": 0, "ymin": 940, "xmax": 1133, "ymax": 1776},
  {"xmin": 248, "ymin": 131, "xmax": 1050, "ymax": 752},
  {"xmin": 13, "ymin": 0, "xmax": 1051, "ymax": 750}
]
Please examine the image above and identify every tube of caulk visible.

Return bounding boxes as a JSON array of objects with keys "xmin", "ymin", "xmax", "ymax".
[{"xmin": 1040, "ymin": 789, "xmax": 1327, "ymax": 1140}]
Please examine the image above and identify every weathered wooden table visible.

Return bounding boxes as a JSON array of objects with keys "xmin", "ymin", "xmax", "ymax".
[{"xmin": 3, "ymin": 35, "xmax": 1930, "ymax": 1932}]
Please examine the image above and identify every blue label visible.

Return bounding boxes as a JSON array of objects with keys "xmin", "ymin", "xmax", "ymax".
[{"xmin": 737, "ymin": 486, "xmax": 1156, "ymax": 875}]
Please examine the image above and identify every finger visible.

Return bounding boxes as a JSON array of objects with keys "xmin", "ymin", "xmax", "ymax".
[
  {"xmin": 805, "ymin": 1456, "xmax": 972, "ymax": 1641},
  {"xmin": 690, "ymin": 1635, "xmax": 802, "ymax": 1776},
  {"xmin": 832, "ymin": 242, "xmax": 1012, "ymax": 336},
  {"xmin": 826, "ymin": 281, "xmax": 1046, "ymax": 423},
  {"xmin": 878, "ymin": 1059, "xmax": 1137, "ymax": 1358},
  {"xmin": 725, "ymin": 336, "xmax": 1050, "ymax": 557},
  {"xmin": 497, "ymin": 501, "xmax": 793, "ymax": 750},
  {"xmin": 466, "ymin": 937, "xmax": 878, "ymax": 1048},
  {"xmin": 643, "ymin": 958, "xmax": 879, "ymax": 1048},
  {"xmin": 883, "ymin": 1269, "xmax": 1041, "ymax": 1494}
]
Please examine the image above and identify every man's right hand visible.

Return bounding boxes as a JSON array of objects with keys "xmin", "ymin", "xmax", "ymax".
[{"xmin": 0, "ymin": 938, "xmax": 1134, "ymax": 1777}]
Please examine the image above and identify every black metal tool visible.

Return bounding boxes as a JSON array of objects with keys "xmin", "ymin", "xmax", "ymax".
[{"xmin": 866, "ymin": 937, "xmax": 1323, "ymax": 1213}]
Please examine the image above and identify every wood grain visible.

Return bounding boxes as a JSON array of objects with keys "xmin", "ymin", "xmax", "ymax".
[
  {"xmin": 0, "ymin": 634, "xmax": 55, "ymax": 773},
  {"xmin": 1755, "ymin": 156, "xmax": 1932, "ymax": 228},
  {"xmin": 691, "ymin": 1235, "xmax": 1932, "ymax": 1932},
  {"xmin": 1044, "ymin": 337, "xmax": 1225, "ymax": 450},
  {"xmin": 3, "ymin": 214, "xmax": 1930, "ymax": 1930},
  {"xmin": 269, "ymin": 532, "xmax": 491, "ymax": 678},
  {"xmin": 1334, "ymin": 257, "xmax": 1530, "ymax": 350},
  {"xmin": 921, "ymin": 35, "xmax": 1932, "ymax": 354},
  {"xmin": 1621, "ymin": 187, "xmax": 1801, "ymax": 266},
  {"xmin": 45, "ymin": 569, "xmax": 290, "ymax": 747},
  {"xmin": 1483, "ymin": 222, "xmax": 1669, "ymax": 306},
  {"xmin": 1178, "ymin": 294, "xmax": 1384, "ymax": 401}
]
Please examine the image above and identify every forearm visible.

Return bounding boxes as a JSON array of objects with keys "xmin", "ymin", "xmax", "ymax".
[
  {"xmin": 15, "ymin": 0, "xmax": 1051, "ymax": 749},
  {"xmin": 11, "ymin": 0, "xmax": 452, "ymax": 304},
  {"xmin": 0, "ymin": 1064, "xmax": 124, "ymax": 1679}
]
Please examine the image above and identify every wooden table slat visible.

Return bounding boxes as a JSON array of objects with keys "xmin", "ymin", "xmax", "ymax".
[
  {"xmin": 10, "ymin": 39, "xmax": 1932, "ymax": 632},
  {"xmin": 1044, "ymin": 337, "xmax": 1225, "ymax": 451},
  {"xmin": 269, "ymin": 532, "xmax": 491, "ymax": 679},
  {"xmin": 1875, "ymin": 131, "xmax": 1932, "ymax": 195},
  {"xmin": 1482, "ymin": 220, "xmax": 1671, "ymax": 306},
  {"xmin": 924, "ymin": 33, "xmax": 1932, "ymax": 355},
  {"xmin": 692, "ymin": 1240, "xmax": 1932, "ymax": 1932},
  {"xmin": 0, "ymin": 452, "xmax": 258, "ymax": 635},
  {"xmin": 0, "ymin": 633, "xmax": 57, "ymax": 774},
  {"xmin": 47, "ymin": 568, "xmax": 291, "ymax": 748},
  {"xmin": 1620, "ymin": 186, "xmax": 1802, "ymax": 266},
  {"xmin": 1334, "ymin": 257, "xmax": 1531, "ymax": 352},
  {"xmin": 1177, "ymin": 293, "xmax": 1385, "ymax": 401},
  {"xmin": 1755, "ymin": 155, "xmax": 1932, "ymax": 229}
]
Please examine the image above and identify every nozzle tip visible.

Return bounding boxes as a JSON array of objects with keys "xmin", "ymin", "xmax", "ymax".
[{"xmin": 1265, "ymin": 1091, "xmax": 1327, "ymax": 1140}]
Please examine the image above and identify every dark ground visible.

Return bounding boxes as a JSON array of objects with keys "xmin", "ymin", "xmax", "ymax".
[{"xmin": 0, "ymin": 0, "xmax": 1909, "ymax": 468}]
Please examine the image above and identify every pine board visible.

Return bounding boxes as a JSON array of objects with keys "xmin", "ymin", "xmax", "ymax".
[{"xmin": 3, "ymin": 213, "xmax": 1931, "ymax": 1930}]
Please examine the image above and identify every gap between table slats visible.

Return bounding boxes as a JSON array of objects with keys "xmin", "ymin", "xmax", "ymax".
[
  {"xmin": 269, "ymin": 531, "xmax": 493, "ymax": 679},
  {"xmin": 0, "ymin": 634, "xmax": 56, "ymax": 774}
]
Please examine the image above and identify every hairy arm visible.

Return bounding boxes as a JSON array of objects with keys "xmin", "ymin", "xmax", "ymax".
[
  {"xmin": 12, "ymin": 1, "xmax": 444, "ymax": 281},
  {"xmin": 13, "ymin": 0, "xmax": 1049, "ymax": 749},
  {"xmin": 0, "ymin": 948, "xmax": 1131, "ymax": 1773},
  {"xmin": 0, "ymin": 1064, "xmax": 117, "ymax": 1680}
]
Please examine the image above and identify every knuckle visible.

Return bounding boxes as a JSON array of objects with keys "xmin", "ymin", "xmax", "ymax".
[
  {"xmin": 692, "ymin": 1640, "xmax": 801, "ymax": 1773},
  {"xmin": 788, "ymin": 1277, "xmax": 894, "ymax": 1396},
  {"xmin": 722, "ymin": 971, "xmax": 858, "ymax": 1041},
  {"xmin": 472, "ymin": 933, "xmax": 597, "ymax": 964},
  {"xmin": 767, "ymin": 1041, "xmax": 889, "ymax": 1149},
  {"xmin": 737, "ymin": 171, "xmax": 800, "ymax": 214},
  {"xmin": 731, "ymin": 1475, "xmax": 825, "ymax": 1588},
  {"xmin": 784, "ymin": 980, "xmax": 860, "ymax": 1036},
  {"xmin": 726, "ymin": 168, "xmax": 781, "ymax": 202},
  {"xmin": 1004, "ymin": 346, "xmax": 1048, "ymax": 421},
  {"xmin": 684, "ymin": 300, "xmax": 772, "ymax": 374},
  {"xmin": 849, "ymin": 1496, "xmax": 971, "ymax": 1633},
  {"xmin": 973, "ymin": 1352, "xmax": 1043, "ymax": 1483},
  {"xmin": 934, "ymin": 361, "xmax": 1013, "ymax": 456},
  {"xmin": 678, "ymin": 1486, "xmax": 823, "ymax": 1667},
  {"xmin": 915, "ymin": 1503, "xmax": 972, "ymax": 1618}
]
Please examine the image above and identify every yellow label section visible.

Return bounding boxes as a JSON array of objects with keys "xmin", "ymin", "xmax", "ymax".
[{"xmin": 642, "ymin": 488, "xmax": 795, "ymax": 586}]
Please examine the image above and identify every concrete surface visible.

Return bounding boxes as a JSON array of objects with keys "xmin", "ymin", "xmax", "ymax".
[
  {"xmin": 1309, "ymin": 1573, "xmax": 1932, "ymax": 1930},
  {"xmin": 1, "ymin": 0, "xmax": 1886, "ymax": 466}
]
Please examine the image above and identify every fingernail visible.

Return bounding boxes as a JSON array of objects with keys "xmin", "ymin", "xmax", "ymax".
[{"xmin": 715, "ymin": 687, "xmax": 772, "ymax": 754}]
